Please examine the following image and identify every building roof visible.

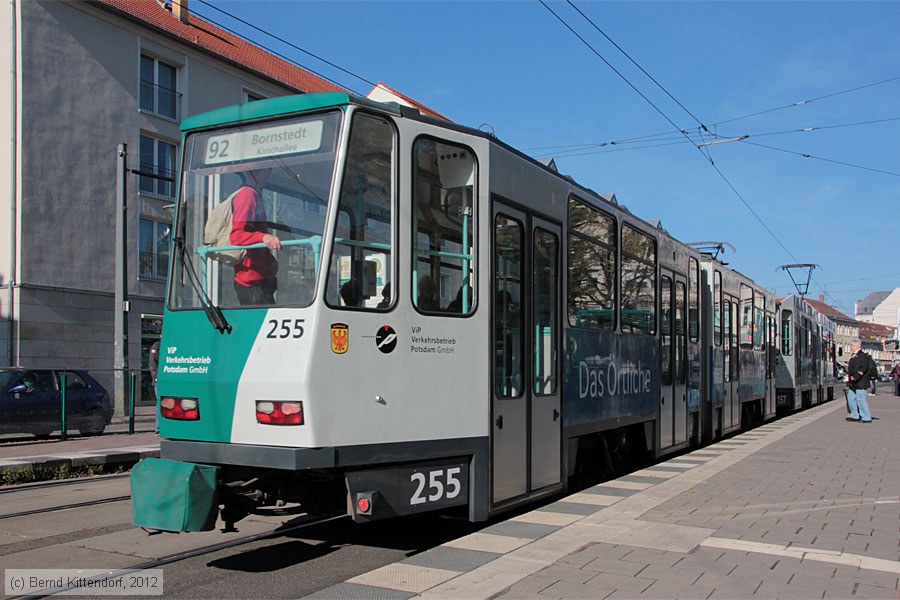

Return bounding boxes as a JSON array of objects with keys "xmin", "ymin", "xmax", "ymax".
[
  {"xmin": 855, "ymin": 290, "xmax": 891, "ymax": 316},
  {"xmin": 366, "ymin": 82, "xmax": 451, "ymax": 121},
  {"xmin": 804, "ymin": 298, "xmax": 856, "ymax": 323},
  {"xmin": 93, "ymin": 0, "xmax": 344, "ymax": 94},
  {"xmin": 858, "ymin": 321, "xmax": 896, "ymax": 339}
]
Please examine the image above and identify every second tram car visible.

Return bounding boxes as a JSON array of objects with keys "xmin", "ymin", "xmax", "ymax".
[
  {"xmin": 775, "ymin": 295, "xmax": 834, "ymax": 414},
  {"xmin": 131, "ymin": 92, "xmax": 833, "ymax": 531}
]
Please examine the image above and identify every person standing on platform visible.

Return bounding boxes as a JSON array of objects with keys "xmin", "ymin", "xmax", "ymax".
[{"xmin": 846, "ymin": 340, "xmax": 874, "ymax": 423}]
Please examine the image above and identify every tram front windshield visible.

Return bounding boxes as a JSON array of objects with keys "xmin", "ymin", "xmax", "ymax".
[{"xmin": 171, "ymin": 112, "xmax": 341, "ymax": 309}]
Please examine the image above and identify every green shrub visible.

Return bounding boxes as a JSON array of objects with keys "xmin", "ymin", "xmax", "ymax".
[{"xmin": 0, "ymin": 462, "xmax": 133, "ymax": 486}]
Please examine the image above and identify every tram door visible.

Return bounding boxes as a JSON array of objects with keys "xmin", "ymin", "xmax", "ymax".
[
  {"xmin": 723, "ymin": 296, "xmax": 737, "ymax": 430},
  {"xmin": 659, "ymin": 272, "xmax": 688, "ymax": 449},
  {"xmin": 491, "ymin": 203, "xmax": 562, "ymax": 504}
]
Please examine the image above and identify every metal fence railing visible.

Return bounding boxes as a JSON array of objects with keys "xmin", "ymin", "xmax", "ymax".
[{"xmin": 1, "ymin": 367, "xmax": 155, "ymax": 441}]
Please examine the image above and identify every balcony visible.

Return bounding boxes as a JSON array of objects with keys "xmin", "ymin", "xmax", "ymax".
[
  {"xmin": 138, "ymin": 162, "xmax": 176, "ymax": 199},
  {"xmin": 140, "ymin": 80, "xmax": 181, "ymax": 121}
]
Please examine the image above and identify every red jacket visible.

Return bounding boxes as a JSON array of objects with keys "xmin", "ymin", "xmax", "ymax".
[{"xmin": 230, "ymin": 185, "xmax": 277, "ymax": 286}]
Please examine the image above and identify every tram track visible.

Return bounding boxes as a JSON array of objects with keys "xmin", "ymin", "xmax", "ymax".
[
  {"xmin": 0, "ymin": 473, "xmax": 132, "ymax": 521},
  {"xmin": 17, "ymin": 514, "xmax": 349, "ymax": 598},
  {"xmin": 0, "ymin": 494, "xmax": 131, "ymax": 521}
]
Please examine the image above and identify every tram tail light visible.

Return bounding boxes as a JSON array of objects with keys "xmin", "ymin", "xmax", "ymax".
[
  {"xmin": 160, "ymin": 397, "xmax": 200, "ymax": 420},
  {"xmin": 256, "ymin": 400, "xmax": 304, "ymax": 425}
]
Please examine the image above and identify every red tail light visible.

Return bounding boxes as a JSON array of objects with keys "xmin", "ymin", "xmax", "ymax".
[
  {"xmin": 160, "ymin": 397, "xmax": 200, "ymax": 420},
  {"xmin": 256, "ymin": 401, "xmax": 304, "ymax": 425}
]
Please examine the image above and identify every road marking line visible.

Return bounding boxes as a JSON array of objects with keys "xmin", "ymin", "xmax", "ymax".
[{"xmin": 701, "ymin": 537, "xmax": 900, "ymax": 574}]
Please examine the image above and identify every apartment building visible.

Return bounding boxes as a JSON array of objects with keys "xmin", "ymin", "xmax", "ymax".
[{"xmin": 0, "ymin": 0, "xmax": 342, "ymax": 412}]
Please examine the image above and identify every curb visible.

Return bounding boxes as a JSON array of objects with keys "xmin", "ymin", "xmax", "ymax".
[{"xmin": 0, "ymin": 447, "xmax": 160, "ymax": 475}]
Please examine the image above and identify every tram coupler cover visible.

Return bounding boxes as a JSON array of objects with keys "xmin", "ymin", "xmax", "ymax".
[{"xmin": 131, "ymin": 458, "xmax": 219, "ymax": 532}]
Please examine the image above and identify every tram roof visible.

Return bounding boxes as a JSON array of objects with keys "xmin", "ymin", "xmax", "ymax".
[
  {"xmin": 180, "ymin": 92, "xmax": 357, "ymax": 132},
  {"xmin": 179, "ymin": 92, "xmax": 677, "ymax": 242}
]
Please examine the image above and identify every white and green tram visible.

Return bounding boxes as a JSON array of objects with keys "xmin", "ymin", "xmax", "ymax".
[{"xmin": 132, "ymin": 92, "xmax": 792, "ymax": 532}]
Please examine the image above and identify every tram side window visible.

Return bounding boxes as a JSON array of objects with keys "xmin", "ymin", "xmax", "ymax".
[
  {"xmin": 739, "ymin": 284, "xmax": 753, "ymax": 349},
  {"xmin": 753, "ymin": 292, "xmax": 765, "ymax": 351},
  {"xmin": 326, "ymin": 113, "xmax": 395, "ymax": 310},
  {"xmin": 567, "ymin": 198, "xmax": 616, "ymax": 330},
  {"xmin": 533, "ymin": 228, "xmax": 559, "ymax": 396},
  {"xmin": 688, "ymin": 258, "xmax": 699, "ymax": 342},
  {"xmin": 731, "ymin": 301, "xmax": 739, "ymax": 379},
  {"xmin": 660, "ymin": 276, "xmax": 672, "ymax": 387},
  {"xmin": 675, "ymin": 281, "xmax": 687, "ymax": 384},
  {"xmin": 495, "ymin": 214, "xmax": 524, "ymax": 398},
  {"xmin": 713, "ymin": 271, "xmax": 722, "ymax": 346},
  {"xmin": 781, "ymin": 310, "xmax": 792, "ymax": 356},
  {"xmin": 620, "ymin": 225, "xmax": 656, "ymax": 335},
  {"xmin": 412, "ymin": 138, "xmax": 476, "ymax": 315}
]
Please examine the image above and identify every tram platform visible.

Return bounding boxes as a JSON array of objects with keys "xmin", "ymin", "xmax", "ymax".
[
  {"xmin": 311, "ymin": 393, "xmax": 900, "ymax": 600},
  {"xmin": 0, "ymin": 425, "xmax": 159, "ymax": 475}
]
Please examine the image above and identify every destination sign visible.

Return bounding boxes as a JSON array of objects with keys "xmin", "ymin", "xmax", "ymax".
[{"xmin": 204, "ymin": 120, "xmax": 323, "ymax": 165}]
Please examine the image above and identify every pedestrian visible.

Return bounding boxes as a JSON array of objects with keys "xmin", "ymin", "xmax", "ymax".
[
  {"xmin": 231, "ymin": 168, "xmax": 281, "ymax": 305},
  {"xmin": 148, "ymin": 340, "xmax": 160, "ymax": 434},
  {"xmin": 891, "ymin": 361, "xmax": 900, "ymax": 397},
  {"xmin": 846, "ymin": 340, "xmax": 874, "ymax": 423}
]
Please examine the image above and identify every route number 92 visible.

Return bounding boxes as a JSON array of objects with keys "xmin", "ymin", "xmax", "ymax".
[
  {"xmin": 266, "ymin": 318, "xmax": 305, "ymax": 339},
  {"xmin": 410, "ymin": 467, "xmax": 462, "ymax": 506}
]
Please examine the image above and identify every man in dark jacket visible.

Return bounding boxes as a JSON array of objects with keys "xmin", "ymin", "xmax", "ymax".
[{"xmin": 846, "ymin": 340, "xmax": 874, "ymax": 423}]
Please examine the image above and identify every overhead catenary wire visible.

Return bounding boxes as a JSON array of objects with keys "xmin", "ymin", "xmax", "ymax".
[
  {"xmin": 528, "ymin": 76, "xmax": 900, "ymax": 157},
  {"xmin": 196, "ymin": 0, "xmax": 377, "ymax": 89},
  {"xmin": 739, "ymin": 140, "xmax": 900, "ymax": 178},
  {"xmin": 566, "ymin": 0, "xmax": 709, "ymax": 133},
  {"xmin": 726, "ymin": 115, "xmax": 900, "ymax": 139},
  {"xmin": 525, "ymin": 131, "xmax": 692, "ymax": 153},
  {"xmin": 184, "ymin": 2, "xmax": 367, "ymax": 95},
  {"xmin": 543, "ymin": 1, "xmax": 808, "ymax": 271},
  {"xmin": 714, "ymin": 74, "xmax": 900, "ymax": 126},
  {"xmin": 537, "ymin": 0, "xmax": 711, "ymax": 166},
  {"xmin": 534, "ymin": 138, "xmax": 697, "ymax": 159}
]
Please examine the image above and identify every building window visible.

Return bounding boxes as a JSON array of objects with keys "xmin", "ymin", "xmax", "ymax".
[
  {"xmin": 139, "ymin": 218, "xmax": 171, "ymax": 281},
  {"xmin": 140, "ymin": 54, "xmax": 179, "ymax": 120},
  {"xmin": 139, "ymin": 135, "xmax": 177, "ymax": 199},
  {"xmin": 245, "ymin": 91, "xmax": 266, "ymax": 102}
]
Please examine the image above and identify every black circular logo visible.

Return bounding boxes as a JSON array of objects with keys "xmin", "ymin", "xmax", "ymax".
[{"xmin": 375, "ymin": 326, "xmax": 397, "ymax": 354}]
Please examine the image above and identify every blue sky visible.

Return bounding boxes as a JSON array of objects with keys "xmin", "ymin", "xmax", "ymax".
[{"xmin": 203, "ymin": 0, "xmax": 900, "ymax": 315}]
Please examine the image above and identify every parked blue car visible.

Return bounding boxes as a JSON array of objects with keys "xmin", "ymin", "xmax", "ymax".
[{"xmin": 0, "ymin": 368, "xmax": 113, "ymax": 437}]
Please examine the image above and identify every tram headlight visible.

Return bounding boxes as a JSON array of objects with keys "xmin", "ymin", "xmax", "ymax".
[
  {"xmin": 256, "ymin": 400, "xmax": 304, "ymax": 425},
  {"xmin": 160, "ymin": 396, "xmax": 200, "ymax": 420}
]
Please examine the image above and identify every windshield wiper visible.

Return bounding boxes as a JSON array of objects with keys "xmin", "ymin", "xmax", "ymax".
[{"xmin": 175, "ymin": 234, "xmax": 232, "ymax": 334}]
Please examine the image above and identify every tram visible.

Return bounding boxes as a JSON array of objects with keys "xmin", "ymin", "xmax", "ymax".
[
  {"xmin": 774, "ymin": 295, "xmax": 835, "ymax": 414},
  {"xmin": 131, "ymin": 92, "xmax": 827, "ymax": 532}
]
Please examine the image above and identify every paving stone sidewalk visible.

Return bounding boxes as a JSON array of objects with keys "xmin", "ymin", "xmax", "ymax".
[{"xmin": 309, "ymin": 394, "xmax": 900, "ymax": 600}]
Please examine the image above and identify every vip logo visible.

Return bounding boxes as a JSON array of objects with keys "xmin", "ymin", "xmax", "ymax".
[
  {"xmin": 375, "ymin": 325, "xmax": 397, "ymax": 354},
  {"xmin": 167, "ymin": 346, "xmax": 178, "ymax": 354}
]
